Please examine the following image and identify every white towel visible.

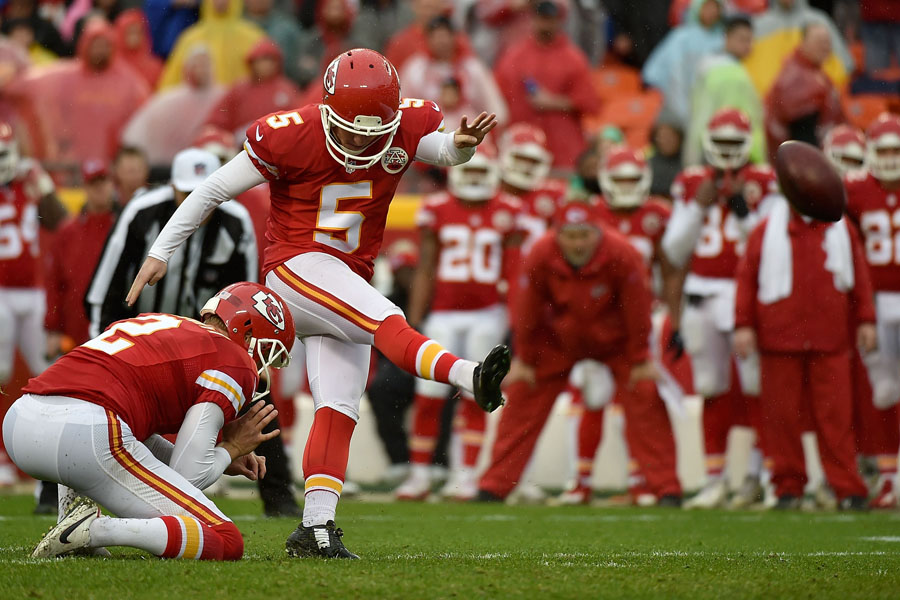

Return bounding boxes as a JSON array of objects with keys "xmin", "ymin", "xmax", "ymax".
[{"xmin": 758, "ymin": 197, "xmax": 854, "ymax": 304}]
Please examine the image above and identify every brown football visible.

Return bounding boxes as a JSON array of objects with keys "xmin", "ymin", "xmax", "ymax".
[{"xmin": 774, "ymin": 140, "xmax": 846, "ymax": 222}]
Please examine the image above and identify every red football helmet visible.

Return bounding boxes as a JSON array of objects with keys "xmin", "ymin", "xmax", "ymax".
[
  {"xmin": 200, "ymin": 282, "xmax": 295, "ymax": 401},
  {"xmin": 599, "ymin": 145, "xmax": 651, "ymax": 209},
  {"xmin": 319, "ymin": 48, "xmax": 402, "ymax": 170},
  {"xmin": 867, "ymin": 113, "xmax": 900, "ymax": 182},
  {"xmin": 703, "ymin": 108, "xmax": 752, "ymax": 170},
  {"xmin": 448, "ymin": 139, "xmax": 500, "ymax": 202},
  {"xmin": 499, "ymin": 123, "xmax": 552, "ymax": 191},
  {"xmin": 0, "ymin": 122, "xmax": 20, "ymax": 185},
  {"xmin": 823, "ymin": 125, "xmax": 866, "ymax": 175}
]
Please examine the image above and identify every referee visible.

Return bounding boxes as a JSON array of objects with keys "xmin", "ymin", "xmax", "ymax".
[{"xmin": 85, "ymin": 147, "xmax": 301, "ymax": 517}]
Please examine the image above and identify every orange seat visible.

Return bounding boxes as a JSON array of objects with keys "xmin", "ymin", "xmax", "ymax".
[
  {"xmin": 843, "ymin": 93, "xmax": 891, "ymax": 131},
  {"xmin": 590, "ymin": 64, "xmax": 642, "ymax": 102},
  {"xmin": 585, "ymin": 89, "xmax": 663, "ymax": 149}
]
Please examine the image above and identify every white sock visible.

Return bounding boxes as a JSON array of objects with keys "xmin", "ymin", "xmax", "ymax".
[
  {"xmin": 302, "ymin": 490, "xmax": 339, "ymax": 527},
  {"xmin": 89, "ymin": 517, "xmax": 169, "ymax": 555},
  {"xmin": 449, "ymin": 360, "xmax": 478, "ymax": 395}
]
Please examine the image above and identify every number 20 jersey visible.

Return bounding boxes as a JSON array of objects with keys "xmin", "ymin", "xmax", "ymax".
[
  {"xmin": 417, "ymin": 191, "xmax": 522, "ymax": 312},
  {"xmin": 23, "ymin": 315, "xmax": 258, "ymax": 440},
  {"xmin": 845, "ymin": 170, "xmax": 900, "ymax": 292},
  {"xmin": 244, "ymin": 101, "xmax": 445, "ymax": 282}
]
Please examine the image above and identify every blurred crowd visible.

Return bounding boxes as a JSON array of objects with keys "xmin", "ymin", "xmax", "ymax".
[{"xmin": 1, "ymin": 0, "xmax": 900, "ymax": 512}]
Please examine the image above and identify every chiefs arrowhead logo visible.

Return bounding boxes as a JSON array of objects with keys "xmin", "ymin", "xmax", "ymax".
[
  {"xmin": 251, "ymin": 290, "xmax": 286, "ymax": 331},
  {"xmin": 324, "ymin": 57, "xmax": 339, "ymax": 95},
  {"xmin": 382, "ymin": 147, "xmax": 409, "ymax": 174}
]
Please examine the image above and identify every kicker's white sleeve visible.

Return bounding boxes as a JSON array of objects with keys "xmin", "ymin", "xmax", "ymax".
[
  {"xmin": 414, "ymin": 129, "xmax": 476, "ymax": 166},
  {"xmin": 662, "ymin": 200, "xmax": 706, "ymax": 269},
  {"xmin": 170, "ymin": 402, "xmax": 233, "ymax": 490},
  {"xmin": 147, "ymin": 151, "xmax": 266, "ymax": 263}
]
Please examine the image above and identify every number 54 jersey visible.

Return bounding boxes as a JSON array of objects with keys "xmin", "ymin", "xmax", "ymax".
[
  {"xmin": 23, "ymin": 315, "xmax": 258, "ymax": 440},
  {"xmin": 417, "ymin": 192, "xmax": 522, "ymax": 312},
  {"xmin": 845, "ymin": 170, "xmax": 900, "ymax": 292},
  {"xmin": 244, "ymin": 101, "xmax": 445, "ymax": 282}
]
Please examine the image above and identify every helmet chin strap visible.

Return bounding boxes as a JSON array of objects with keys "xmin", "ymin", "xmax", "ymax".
[{"xmin": 248, "ymin": 338, "xmax": 291, "ymax": 402}]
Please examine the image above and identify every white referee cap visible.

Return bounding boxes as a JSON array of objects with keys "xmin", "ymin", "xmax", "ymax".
[{"xmin": 171, "ymin": 148, "xmax": 221, "ymax": 193}]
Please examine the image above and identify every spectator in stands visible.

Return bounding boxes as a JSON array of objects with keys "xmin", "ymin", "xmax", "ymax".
[
  {"xmin": 494, "ymin": 0, "xmax": 598, "ymax": 171},
  {"xmin": 22, "ymin": 19, "xmax": 150, "ymax": 170},
  {"xmin": 207, "ymin": 38, "xmax": 301, "ymax": 137},
  {"xmin": 648, "ymin": 119, "xmax": 684, "ymax": 199},
  {"xmin": 122, "ymin": 44, "xmax": 224, "ymax": 168},
  {"xmin": 859, "ymin": 1, "xmax": 900, "ymax": 82},
  {"xmin": 642, "ymin": 0, "xmax": 725, "ymax": 129},
  {"xmin": 4, "ymin": 18, "xmax": 59, "ymax": 65},
  {"xmin": 384, "ymin": 0, "xmax": 469, "ymax": 72},
  {"xmin": 45, "ymin": 159, "xmax": 118, "ymax": 358},
  {"xmin": 0, "ymin": 39, "xmax": 41, "ymax": 157},
  {"xmin": 744, "ymin": 0, "xmax": 854, "ymax": 96},
  {"xmin": 2, "ymin": 0, "xmax": 70, "ymax": 57},
  {"xmin": 158, "ymin": 0, "xmax": 265, "ymax": 89},
  {"xmin": 764, "ymin": 23, "xmax": 844, "ymax": 160},
  {"xmin": 400, "ymin": 16, "xmax": 508, "ymax": 129},
  {"xmin": 114, "ymin": 9, "xmax": 163, "ymax": 88},
  {"xmin": 603, "ymin": 0, "xmax": 671, "ymax": 67},
  {"xmin": 685, "ymin": 14, "xmax": 765, "ymax": 166},
  {"xmin": 355, "ymin": 0, "xmax": 412, "ymax": 58},
  {"xmin": 112, "ymin": 145, "xmax": 150, "ymax": 205},
  {"xmin": 244, "ymin": 0, "xmax": 303, "ymax": 83},
  {"xmin": 295, "ymin": 0, "xmax": 364, "ymax": 92},
  {"xmin": 66, "ymin": 0, "xmax": 126, "ymax": 48},
  {"xmin": 143, "ymin": 0, "xmax": 200, "ymax": 58},
  {"xmin": 470, "ymin": 0, "xmax": 539, "ymax": 66}
]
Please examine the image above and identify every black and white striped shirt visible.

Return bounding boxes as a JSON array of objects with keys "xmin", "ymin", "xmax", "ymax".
[{"xmin": 85, "ymin": 185, "xmax": 257, "ymax": 338}]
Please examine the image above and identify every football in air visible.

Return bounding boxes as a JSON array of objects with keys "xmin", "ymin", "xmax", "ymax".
[{"xmin": 774, "ymin": 140, "xmax": 846, "ymax": 222}]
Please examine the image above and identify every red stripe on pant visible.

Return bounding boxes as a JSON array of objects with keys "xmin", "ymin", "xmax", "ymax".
[{"xmin": 760, "ymin": 351, "xmax": 868, "ymax": 500}]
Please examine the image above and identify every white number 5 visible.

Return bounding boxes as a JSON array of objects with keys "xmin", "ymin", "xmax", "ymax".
[{"xmin": 314, "ymin": 182, "xmax": 371, "ymax": 254}]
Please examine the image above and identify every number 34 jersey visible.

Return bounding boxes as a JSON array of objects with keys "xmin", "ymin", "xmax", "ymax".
[
  {"xmin": 845, "ymin": 170, "xmax": 900, "ymax": 292},
  {"xmin": 244, "ymin": 101, "xmax": 445, "ymax": 282},
  {"xmin": 417, "ymin": 192, "xmax": 522, "ymax": 312},
  {"xmin": 23, "ymin": 315, "xmax": 258, "ymax": 440}
]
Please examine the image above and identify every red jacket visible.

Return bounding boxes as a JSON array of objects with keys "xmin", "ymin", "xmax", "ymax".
[
  {"xmin": 735, "ymin": 214, "xmax": 875, "ymax": 354},
  {"xmin": 514, "ymin": 226, "xmax": 652, "ymax": 378},
  {"xmin": 44, "ymin": 210, "xmax": 116, "ymax": 344}
]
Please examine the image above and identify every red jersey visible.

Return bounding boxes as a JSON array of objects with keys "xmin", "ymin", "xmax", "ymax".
[
  {"xmin": 244, "ymin": 100, "xmax": 445, "ymax": 281},
  {"xmin": 417, "ymin": 191, "xmax": 522, "ymax": 312},
  {"xmin": 595, "ymin": 197, "xmax": 671, "ymax": 268},
  {"xmin": 23, "ymin": 314, "xmax": 257, "ymax": 440},
  {"xmin": 844, "ymin": 170, "xmax": 900, "ymax": 292},
  {"xmin": 514, "ymin": 179, "xmax": 567, "ymax": 256},
  {"xmin": 671, "ymin": 164, "xmax": 777, "ymax": 279},
  {"xmin": 0, "ymin": 162, "xmax": 50, "ymax": 288}
]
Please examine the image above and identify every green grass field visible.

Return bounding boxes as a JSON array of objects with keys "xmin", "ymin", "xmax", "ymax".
[{"xmin": 2, "ymin": 494, "xmax": 900, "ymax": 599}]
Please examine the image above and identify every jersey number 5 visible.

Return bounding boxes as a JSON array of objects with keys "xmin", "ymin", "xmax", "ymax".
[
  {"xmin": 314, "ymin": 182, "xmax": 370, "ymax": 254},
  {"xmin": 83, "ymin": 315, "xmax": 182, "ymax": 356}
]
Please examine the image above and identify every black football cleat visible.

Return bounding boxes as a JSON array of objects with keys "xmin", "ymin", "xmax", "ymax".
[
  {"xmin": 285, "ymin": 520, "xmax": 359, "ymax": 559},
  {"xmin": 838, "ymin": 495, "xmax": 869, "ymax": 512},
  {"xmin": 473, "ymin": 345, "xmax": 510, "ymax": 413}
]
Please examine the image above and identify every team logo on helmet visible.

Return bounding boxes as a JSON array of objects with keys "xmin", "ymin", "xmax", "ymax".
[
  {"xmin": 382, "ymin": 147, "xmax": 408, "ymax": 174},
  {"xmin": 324, "ymin": 57, "xmax": 339, "ymax": 95},
  {"xmin": 252, "ymin": 290, "xmax": 286, "ymax": 331}
]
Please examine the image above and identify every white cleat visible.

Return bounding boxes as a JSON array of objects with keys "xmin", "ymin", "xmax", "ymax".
[
  {"xmin": 684, "ymin": 478, "xmax": 728, "ymax": 509},
  {"xmin": 395, "ymin": 471, "xmax": 432, "ymax": 501},
  {"xmin": 552, "ymin": 485, "xmax": 592, "ymax": 506},
  {"xmin": 506, "ymin": 482, "xmax": 548, "ymax": 505},
  {"xmin": 439, "ymin": 470, "xmax": 478, "ymax": 501},
  {"xmin": 728, "ymin": 476, "xmax": 763, "ymax": 509},
  {"xmin": 32, "ymin": 497, "xmax": 100, "ymax": 558}
]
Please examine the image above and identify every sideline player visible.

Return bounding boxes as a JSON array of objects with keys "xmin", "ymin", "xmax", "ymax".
[
  {"xmin": 844, "ymin": 112, "xmax": 900, "ymax": 508},
  {"xmin": 560, "ymin": 146, "xmax": 682, "ymax": 506},
  {"xmin": 2, "ymin": 282, "xmax": 295, "ymax": 560},
  {"xmin": 396, "ymin": 147, "xmax": 522, "ymax": 501},
  {"xmin": 125, "ymin": 48, "xmax": 509, "ymax": 558},
  {"xmin": 661, "ymin": 107, "xmax": 777, "ymax": 509}
]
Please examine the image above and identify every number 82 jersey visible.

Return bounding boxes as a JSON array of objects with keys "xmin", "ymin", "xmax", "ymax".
[
  {"xmin": 845, "ymin": 170, "xmax": 900, "ymax": 292},
  {"xmin": 244, "ymin": 101, "xmax": 445, "ymax": 282}
]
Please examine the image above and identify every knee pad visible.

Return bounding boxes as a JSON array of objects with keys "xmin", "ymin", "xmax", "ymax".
[{"xmin": 212, "ymin": 521, "xmax": 244, "ymax": 561}]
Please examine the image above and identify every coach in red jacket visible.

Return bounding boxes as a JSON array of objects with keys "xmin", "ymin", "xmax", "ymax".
[
  {"xmin": 477, "ymin": 202, "xmax": 681, "ymax": 502},
  {"xmin": 734, "ymin": 198, "xmax": 875, "ymax": 509}
]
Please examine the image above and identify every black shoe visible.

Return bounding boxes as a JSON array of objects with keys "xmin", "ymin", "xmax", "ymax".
[
  {"xmin": 264, "ymin": 500, "xmax": 303, "ymax": 518},
  {"xmin": 285, "ymin": 521, "xmax": 359, "ymax": 559},
  {"xmin": 838, "ymin": 495, "xmax": 869, "ymax": 512},
  {"xmin": 656, "ymin": 494, "xmax": 682, "ymax": 508},
  {"xmin": 473, "ymin": 489, "xmax": 504, "ymax": 503},
  {"xmin": 775, "ymin": 495, "xmax": 801, "ymax": 510},
  {"xmin": 473, "ymin": 345, "xmax": 510, "ymax": 412}
]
